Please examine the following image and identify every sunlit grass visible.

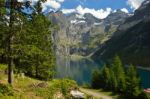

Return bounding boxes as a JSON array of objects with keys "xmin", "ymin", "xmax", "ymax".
[{"xmin": 0, "ymin": 64, "xmax": 78, "ymax": 99}]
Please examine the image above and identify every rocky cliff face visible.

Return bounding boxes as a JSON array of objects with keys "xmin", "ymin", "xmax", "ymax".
[
  {"xmin": 92, "ymin": 0, "xmax": 150, "ymax": 67},
  {"xmin": 47, "ymin": 10, "xmax": 129, "ymax": 56}
]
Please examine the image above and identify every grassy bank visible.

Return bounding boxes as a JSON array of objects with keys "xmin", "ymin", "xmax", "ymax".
[
  {"xmin": 0, "ymin": 76, "xmax": 77, "ymax": 99},
  {"xmin": 80, "ymin": 87, "xmax": 118, "ymax": 99},
  {"xmin": 0, "ymin": 64, "xmax": 78, "ymax": 99}
]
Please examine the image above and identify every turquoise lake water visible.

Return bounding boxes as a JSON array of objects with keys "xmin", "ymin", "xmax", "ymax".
[{"xmin": 56, "ymin": 57, "xmax": 150, "ymax": 88}]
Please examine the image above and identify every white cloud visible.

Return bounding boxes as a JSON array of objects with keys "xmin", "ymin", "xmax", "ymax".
[
  {"xmin": 17, "ymin": 0, "xmax": 63, "ymax": 12},
  {"xmin": 61, "ymin": 9, "xmax": 76, "ymax": 14},
  {"xmin": 62, "ymin": 5, "xmax": 112, "ymax": 19},
  {"xmin": 121, "ymin": 8, "xmax": 129, "ymax": 13},
  {"xmin": 42, "ymin": 0, "xmax": 61, "ymax": 10},
  {"xmin": 127, "ymin": 0, "xmax": 144, "ymax": 9},
  {"xmin": 76, "ymin": 5, "xmax": 112, "ymax": 19}
]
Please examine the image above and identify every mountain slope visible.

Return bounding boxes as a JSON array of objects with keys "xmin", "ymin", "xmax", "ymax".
[
  {"xmin": 92, "ymin": 0, "xmax": 150, "ymax": 67},
  {"xmin": 48, "ymin": 10, "xmax": 129, "ymax": 56}
]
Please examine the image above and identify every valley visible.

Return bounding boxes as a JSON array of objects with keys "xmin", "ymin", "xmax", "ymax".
[{"xmin": 0, "ymin": 0, "xmax": 150, "ymax": 98}]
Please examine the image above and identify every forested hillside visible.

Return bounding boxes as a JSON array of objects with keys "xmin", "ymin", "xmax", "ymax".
[{"xmin": 92, "ymin": 0, "xmax": 150, "ymax": 67}]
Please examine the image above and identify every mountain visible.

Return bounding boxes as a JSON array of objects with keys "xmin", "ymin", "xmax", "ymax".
[
  {"xmin": 92, "ymin": 0, "xmax": 150, "ymax": 67},
  {"xmin": 47, "ymin": 10, "xmax": 129, "ymax": 56}
]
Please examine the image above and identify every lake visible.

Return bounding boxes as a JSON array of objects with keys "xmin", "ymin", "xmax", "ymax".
[{"xmin": 56, "ymin": 56, "xmax": 150, "ymax": 88}]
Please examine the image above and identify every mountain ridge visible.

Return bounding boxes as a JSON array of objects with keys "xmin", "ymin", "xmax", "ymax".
[
  {"xmin": 48, "ymin": 10, "xmax": 129, "ymax": 56},
  {"xmin": 92, "ymin": 0, "xmax": 150, "ymax": 67}
]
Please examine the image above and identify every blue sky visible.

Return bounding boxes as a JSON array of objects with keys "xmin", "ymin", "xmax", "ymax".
[
  {"xmin": 61, "ymin": 0, "xmax": 132, "ymax": 11},
  {"xmin": 27, "ymin": 0, "xmax": 144, "ymax": 19}
]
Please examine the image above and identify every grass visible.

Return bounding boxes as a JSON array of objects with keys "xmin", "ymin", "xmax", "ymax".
[
  {"xmin": 86, "ymin": 88, "xmax": 117, "ymax": 97},
  {"xmin": 0, "ymin": 64, "xmax": 120, "ymax": 99},
  {"xmin": 96, "ymin": 89, "xmax": 117, "ymax": 96},
  {"xmin": 0, "ymin": 76, "xmax": 77, "ymax": 99},
  {"xmin": 80, "ymin": 87, "xmax": 119, "ymax": 99},
  {"xmin": 0, "ymin": 64, "xmax": 78, "ymax": 99}
]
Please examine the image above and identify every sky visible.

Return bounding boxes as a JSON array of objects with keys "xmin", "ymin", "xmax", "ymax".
[{"xmin": 20, "ymin": 0, "xmax": 145, "ymax": 19}]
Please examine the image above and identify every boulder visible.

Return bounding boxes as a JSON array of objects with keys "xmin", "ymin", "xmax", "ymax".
[{"xmin": 70, "ymin": 90, "xmax": 85, "ymax": 99}]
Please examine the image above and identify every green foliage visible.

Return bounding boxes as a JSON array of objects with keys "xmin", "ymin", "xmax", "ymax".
[
  {"xmin": 109, "ymin": 69, "xmax": 117, "ymax": 91},
  {"xmin": 18, "ymin": 14, "xmax": 56, "ymax": 80},
  {"xmin": 34, "ymin": 79, "xmax": 77, "ymax": 98},
  {"xmin": 0, "ymin": 0, "xmax": 56, "ymax": 83},
  {"xmin": 139, "ymin": 92, "xmax": 150, "ymax": 99},
  {"xmin": 0, "ymin": 64, "xmax": 7, "ymax": 71},
  {"xmin": 102, "ymin": 65, "xmax": 111, "ymax": 89},
  {"xmin": 91, "ymin": 69, "xmax": 101, "ymax": 89},
  {"xmin": 0, "ymin": 74, "xmax": 78, "ymax": 98},
  {"xmin": 112, "ymin": 56, "xmax": 126, "ymax": 92},
  {"xmin": 0, "ymin": 0, "xmax": 6, "ymax": 15},
  {"xmin": 92, "ymin": 20, "xmax": 150, "ymax": 67},
  {"xmin": 92, "ymin": 56, "xmax": 142, "ymax": 98},
  {"xmin": 0, "ymin": 84, "xmax": 14, "ymax": 96},
  {"xmin": 126, "ymin": 64, "xmax": 141, "ymax": 97}
]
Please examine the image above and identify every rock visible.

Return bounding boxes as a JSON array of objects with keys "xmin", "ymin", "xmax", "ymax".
[
  {"xmin": 48, "ymin": 10, "xmax": 129, "ymax": 57},
  {"xmin": 70, "ymin": 90, "xmax": 85, "ymax": 99},
  {"xmin": 20, "ymin": 73, "xmax": 25, "ymax": 79},
  {"xmin": 37, "ymin": 82, "xmax": 48, "ymax": 88},
  {"xmin": 28, "ymin": 83, "xmax": 37, "ymax": 88},
  {"xmin": 29, "ymin": 82, "xmax": 48, "ymax": 88}
]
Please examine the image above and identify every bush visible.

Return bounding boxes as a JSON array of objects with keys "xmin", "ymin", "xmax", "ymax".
[
  {"xmin": 91, "ymin": 70, "xmax": 101, "ymax": 89},
  {"xmin": 0, "ymin": 64, "xmax": 7, "ymax": 70},
  {"xmin": 139, "ymin": 92, "xmax": 150, "ymax": 99},
  {"xmin": 52, "ymin": 79, "xmax": 78, "ymax": 95},
  {"xmin": 33, "ymin": 79, "xmax": 78, "ymax": 99},
  {"xmin": 0, "ymin": 84, "xmax": 14, "ymax": 96}
]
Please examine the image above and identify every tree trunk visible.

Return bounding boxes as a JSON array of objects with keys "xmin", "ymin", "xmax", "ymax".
[
  {"xmin": 36, "ymin": 56, "xmax": 39, "ymax": 78},
  {"xmin": 8, "ymin": 56, "xmax": 14, "ymax": 84},
  {"xmin": 8, "ymin": 0, "xmax": 15, "ymax": 85},
  {"xmin": 36, "ymin": 65, "xmax": 38, "ymax": 78}
]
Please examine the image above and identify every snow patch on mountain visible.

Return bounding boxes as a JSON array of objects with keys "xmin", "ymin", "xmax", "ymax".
[
  {"xmin": 70, "ymin": 20, "xmax": 86, "ymax": 24},
  {"xmin": 76, "ymin": 14, "xmax": 85, "ymax": 19},
  {"xmin": 94, "ymin": 22, "xmax": 101, "ymax": 26}
]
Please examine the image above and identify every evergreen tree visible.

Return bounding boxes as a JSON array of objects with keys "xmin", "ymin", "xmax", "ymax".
[
  {"xmin": 91, "ymin": 56, "xmax": 143, "ymax": 98},
  {"xmin": 101, "ymin": 65, "xmax": 111, "ymax": 89},
  {"xmin": 7, "ymin": 0, "xmax": 16, "ymax": 85},
  {"xmin": 109, "ymin": 69, "xmax": 118, "ymax": 91},
  {"xmin": 0, "ymin": 0, "xmax": 56, "ymax": 83},
  {"xmin": 91, "ymin": 69, "xmax": 101, "ymax": 89},
  {"xmin": 14, "ymin": 14, "xmax": 55, "ymax": 80},
  {"xmin": 112, "ymin": 55, "xmax": 126, "ymax": 92},
  {"xmin": 0, "ymin": 2, "xmax": 8, "ymax": 63},
  {"xmin": 126, "ymin": 64, "xmax": 141, "ymax": 97}
]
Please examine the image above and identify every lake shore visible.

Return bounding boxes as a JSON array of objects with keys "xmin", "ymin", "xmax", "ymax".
[
  {"xmin": 125, "ymin": 65, "xmax": 150, "ymax": 71},
  {"xmin": 137, "ymin": 66, "xmax": 150, "ymax": 71}
]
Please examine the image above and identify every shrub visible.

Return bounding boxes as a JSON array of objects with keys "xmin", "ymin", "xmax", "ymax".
[
  {"xmin": 139, "ymin": 92, "xmax": 150, "ymax": 99},
  {"xmin": 33, "ymin": 79, "xmax": 78, "ymax": 99},
  {"xmin": 0, "ymin": 84, "xmax": 14, "ymax": 96},
  {"xmin": 52, "ymin": 79, "xmax": 78, "ymax": 96}
]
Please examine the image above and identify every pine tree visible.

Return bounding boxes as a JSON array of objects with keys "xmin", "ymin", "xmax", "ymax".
[
  {"xmin": 7, "ymin": 0, "xmax": 16, "ymax": 85},
  {"xmin": 19, "ymin": 14, "xmax": 55, "ymax": 80},
  {"xmin": 101, "ymin": 65, "xmax": 111, "ymax": 89},
  {"xmin": 0, "ymin": 1, "xmax": 7, "ymax": 63},
  {"xmin": 0, "ymin": 0, "xmax": 55, "ymax": 84},
  {"xmin": 91, "ymin": 69, "xmax": 101, "ymax": 89},
  {"xmin": 126, "ymin": 64, "xmax": 141, "ymax": 97},
  {"xmin": 109, "ymin": 69, "xmax": 118, "ymax": 91},
  {"xmin": 112, "ymin": 55, "xmax": 126, "ymax": 92},
  {"xmin": 11, "ymin": 2, "xmax": 56, "ymax": 80}
]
